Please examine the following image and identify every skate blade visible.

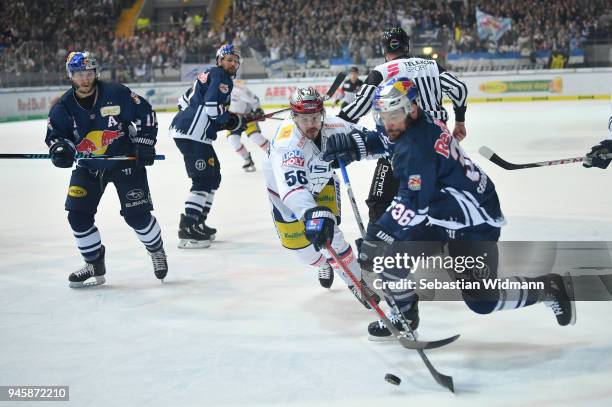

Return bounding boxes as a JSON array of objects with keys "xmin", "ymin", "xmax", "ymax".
[
  {"xmin": 69, "ymin": 275, "xmax": 106, "ymax": 288},
  {"xmin": 368, "ymin": 335, "xmax": 399, "ymax": 342},
  {"xmin": 243, "ymin": 166, "xmax": 256, "ymax": 172},
  {"xmin": 178, "ymin": 239, "xmax": 211, "ymax": 249},
  {"xmin": 368, "ymin": 329, "xmax": 419, "ymax": 342},
  {"xmin": 209, "ymin": 233, "xmax": 216, "ymax": 241}
]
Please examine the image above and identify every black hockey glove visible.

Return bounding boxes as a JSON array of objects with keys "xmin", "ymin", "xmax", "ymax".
[
  {"xmin": 583, "ymin": 139, "xmax": 612, "ymax": 169},
  {"xmin": 323, "ymin": 129, "xmax": 367, "ymax": 168},
  {"xmin": 49, "ymin": 139, "xmax": 76, "ymax": 168},
  {"xmin": 303, "ymin": 206, "xmax": 336, "ymax": 251},
  {"xmin": 132, "ymin": 137, "xmax": 156, "ymax": 167},
  {"xmin": 223, "ymin": 112, "xmax": 247, "ymax": 133},
  {"xmin": 253, "ymin": 107, "xmax": 265, "ymax": 119},
  {"xmin": 358, "ymin": 224, "xmax": 394, "ymax": 273}
]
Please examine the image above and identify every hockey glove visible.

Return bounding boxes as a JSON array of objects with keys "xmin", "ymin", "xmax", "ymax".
[
  {"xmin": 583, "ymin": 139, "xmax": 612, "ymax": 169},
  {"xmin": 323, "ymin": 129, "xmax": 367, "ymax": 168},
  {"xmin": 49, "ymin": 139, "xmax": 76, "ymax": 168},
  {"xmin": 358, "ymin": 224, "xmax": 394, "ymax": 273},
  {"xmin": 132, "ymin": 137, "xmax": 156, "ymax": 167},
  {"xmin": 303, "ymin": 206, "xmax": 336, "ymax": 252},
  {"xmin": 223, "ymin": 113, "xmax": 247, "ymax": 133}
]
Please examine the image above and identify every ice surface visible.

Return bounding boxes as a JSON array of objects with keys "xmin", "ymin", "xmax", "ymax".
[{"xmin": 1, "ymin": 102, "xmax": 611, "ymax": 406}]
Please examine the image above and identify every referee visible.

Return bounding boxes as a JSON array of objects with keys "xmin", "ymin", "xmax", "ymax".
[
  {"xmin": 337, "ymin": 26, "xmax": 469, "ymax": 232},
  {"xmin": 334, "ymin": 66, "xmax": 364, "ymax": 109}
]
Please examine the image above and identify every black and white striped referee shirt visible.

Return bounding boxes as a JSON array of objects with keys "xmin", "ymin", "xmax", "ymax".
[{"xmin": 338, "ymin": 56, "xmax": 468, "ymax": 124}]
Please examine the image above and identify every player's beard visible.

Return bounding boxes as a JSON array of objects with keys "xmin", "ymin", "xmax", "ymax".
[
  {"xmin": 298, "ymin": 124, "xmax": 321, "ymax": 140},
  {"xmin": 386, "ymin": 128, "xmax": 403, "ymax": 142},
  {"xmin": 74, "ymin": 80, "xmax": 96, "ymax": 98}
]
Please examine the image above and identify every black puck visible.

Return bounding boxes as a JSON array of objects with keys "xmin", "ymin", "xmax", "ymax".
[{"xmin": 385, "ymin": 373, "xmax": 401, "ymax": 386}]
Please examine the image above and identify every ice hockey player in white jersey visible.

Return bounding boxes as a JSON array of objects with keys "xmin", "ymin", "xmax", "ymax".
[
  {"xmin": 227, "ymin": 80, "xmax": 269, "ymax": 172},
  {"xmin": 583, "ymin": 96, "xmax": 612, "ymax": 169},
  {"xmin": 262, "ymin": 87, "xmax": 380, "ymax": 308}
]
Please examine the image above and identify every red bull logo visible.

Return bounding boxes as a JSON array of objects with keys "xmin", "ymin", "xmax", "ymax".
[
  {"xmin": 408, "ymin": 174, "xmax": 422, "ymax": 191},
  {"xmin": 77, "ymin": 130, "xmax": 121, "ymax": 154}
]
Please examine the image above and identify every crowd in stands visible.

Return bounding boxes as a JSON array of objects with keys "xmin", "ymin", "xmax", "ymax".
[
  {"xmin": 225, "ymin": 0, "xmax": 610, "ymax": 64},
  {"xmin": 0, "ymin": 0, "xmax": 611, "ymax": 86}
]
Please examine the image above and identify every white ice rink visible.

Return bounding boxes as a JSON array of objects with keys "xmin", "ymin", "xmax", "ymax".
[{"xmin": 1, "ymin": 102, "xmax": 612, "ymax": 406}]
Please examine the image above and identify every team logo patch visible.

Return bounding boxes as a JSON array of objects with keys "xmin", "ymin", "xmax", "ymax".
[
  {"xmin": 68, "ymin": 186, "xmax": 87, "ymax": 198},
  {"xmin": 276, "ymin": 125, "xmax": 293, "ymax": 141},
  {"xmin": 305, "ymin": 219, "xmax": 323, "ymax": 232},
  {"xmin": 198, "ymin": 72, "xmax": 209, "ymax": 83},
  {"xmin": 126, "ymin": 189, "xmax": 145, "ymax": 201},
  {"xmin": 408, "ymin": 174, "xmax": 421, "ymax": 191},
  {"xmin": 207, "ymin": 157, "xmax": 215, "ymax": 166},
  {"xmin": 76, "ymin": 130, "xmax": 121, "ymax": 155},
  {"xmin": 282, "ymin": 150, "xmax": 305, "ymax": 167},
  {"xmin": 219, "ymin": 84, "xmax": 229, "ymax": 94},
  {"xmin": 100, "ymin": 105, "xmax": 121, "ymax": 117},
  {"xmin": 195, "ymin": 159, "xmax": 206, "ymax": 171},
  {"xmin": 389, "ymin": 39, "xmax": 400, "ymax": 50}
]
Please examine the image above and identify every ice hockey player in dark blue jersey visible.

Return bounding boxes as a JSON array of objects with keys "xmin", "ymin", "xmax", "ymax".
[
  {"xmin": 45, "ymin": 51, "xmax": 167, "ymax": 287},
  {"xmin": 170, "ymin": 44, "xmax": 248, "ymax": 248},
  {"xmin": 324, "ymin": 77, "xmax": 576, "ymax": 338}
]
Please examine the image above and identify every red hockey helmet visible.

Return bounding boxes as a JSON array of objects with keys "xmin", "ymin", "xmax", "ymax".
[{"xmin": 289, "ymin": 87, "xmax": 324, "ymax": 115}]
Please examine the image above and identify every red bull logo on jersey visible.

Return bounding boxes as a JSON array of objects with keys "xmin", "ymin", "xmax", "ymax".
[
  {"xmin": 408, "ymin": 174, "xmax": 422, "ymax": 191},
  {"xmin": 76, "ymin": 130, "xmax": 122, "ymax": 155}
]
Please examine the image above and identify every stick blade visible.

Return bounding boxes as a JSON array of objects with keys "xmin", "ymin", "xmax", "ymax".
[
  {"xmin": 436, "ymin": 372, "xmax": 455, "ymax": 393},
  {"xmin": 398, "ymin": 333, "xmax": 460, "ymax": 350},
  {"xmin": 478, "ymin": 145, "xmax": 495, "ymax": 159}
]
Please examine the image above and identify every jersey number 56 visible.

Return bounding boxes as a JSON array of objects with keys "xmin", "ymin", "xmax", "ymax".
[{"xmin": 284, "ymin": 170, "xmax": 308, "ymax": 186}]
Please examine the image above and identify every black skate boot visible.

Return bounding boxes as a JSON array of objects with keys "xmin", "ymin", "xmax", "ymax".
[
  {"xmin": 318, "ymin": 262, "xmax": 334, "ymax": 288},
  {"xmin": 349, "ymin": 279, "xmax": 381, "ymax": 309},
  {"xmin": 543, "ymin": 273, "xmax": 576, "ymax": 326},
  {"xmin": 150, "ymin": 247, "xmax": 168, "ymax": 281},
  {"xmin": 69, "ymin": 245, "xmax": 106, "ymax": 288},
  {"xmin": 242, "ymin": 153, "xmax": 256, "ymax": 172},
  {"xmin": 368, "ymin": 301, "xmax": 419, "ymax": 341},
  {"xmin": 178, "ymin": 214, "xmax": 211, "ymax": 249},
  {"xmin": 198, "ymin": 215, "xmax": 217, "ymax": 241}
]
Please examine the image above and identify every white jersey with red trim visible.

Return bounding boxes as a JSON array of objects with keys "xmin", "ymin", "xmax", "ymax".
[
  {"xmin": 229, "ymin": 83, "xmax": 261, "ymax": 114},
  {"xmin": 263, "ymin": 115, "xmax": 362, "ymax": 219}
]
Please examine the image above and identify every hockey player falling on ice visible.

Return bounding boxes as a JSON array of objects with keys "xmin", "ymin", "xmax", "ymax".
[
  {"xmin": 226, "ymin": 80, "xmax": 269, "ymax": 172},
  {"xmin": 262, "ymin": 87, "xmax": 380, "ymax": 307},
  {"xmin": 324, "ymin": 78, "xmax": 576, "ymax": 338},
  {"xmin": 170, "ymin": 44, "xmax": 249, "ymax": 248},
  {"xmin": 45, "ymin": 51, "xmax": 167, "ymax": 287}
]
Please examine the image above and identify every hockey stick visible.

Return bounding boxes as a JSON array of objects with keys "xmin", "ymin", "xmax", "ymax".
[
  {"xmin": 478, "ymin": 145, "xmax": 612, "ymax": 170},
  {"xmin": 336, "ymin": 160, "xmax": 456, "ymax": 392},
  {"xmin": 326, "ymin": 243, "xmax": 456, "ymax": 393},
  {"xmin": 0, "ymin": 153, "xmax": 166, "ymax": 160},
  {"xmin": 325, "ymin": 242, "xmax": 458, "ymax": 353},
  {"xmin": 253, "ymin": 72, "xmax": 348, "ymax": 122}
]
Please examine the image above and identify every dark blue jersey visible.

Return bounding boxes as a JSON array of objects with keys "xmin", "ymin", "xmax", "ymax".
[
  {"xmin": 45, "ymin": 81, "xmax": 157, "ymax": 171},
  {"xmin": 364, "ymin": 112, "xmax": 505, "ymax": 239},
  {"xmin": 169, "ymin": 66, "xmax": 233, "ymax": 143}
]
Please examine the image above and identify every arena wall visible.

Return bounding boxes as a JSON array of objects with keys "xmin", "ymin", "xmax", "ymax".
[{"xmin": 1, "ymin": 68, "xmax": 610, "ymax": 122}]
